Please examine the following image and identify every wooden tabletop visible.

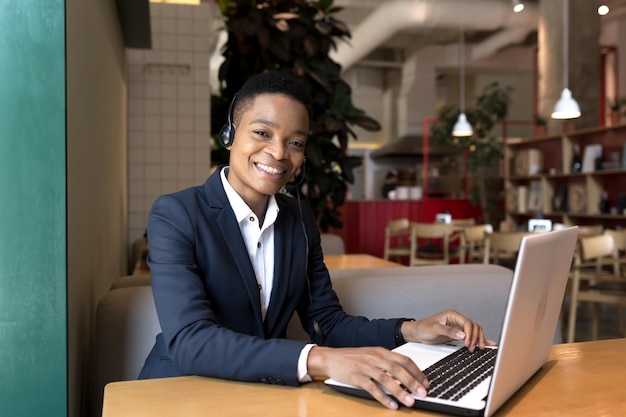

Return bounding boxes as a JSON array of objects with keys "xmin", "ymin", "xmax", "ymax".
[
  {"xmin": 324, "ymin": 254, "xmax": 403, "ymax": 270},
  {"xmin": 102, "ymin": 338, "xmax": 626, "ymax": 417}
]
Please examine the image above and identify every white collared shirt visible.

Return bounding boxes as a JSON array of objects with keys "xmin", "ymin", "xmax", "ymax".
[
  {"xmin": 220, "ymin": 167, "xmax": 314, "ymax": 382},
  {"xmin": 220, "ymin": 167, "xmax": 278, "ymax": 320}
]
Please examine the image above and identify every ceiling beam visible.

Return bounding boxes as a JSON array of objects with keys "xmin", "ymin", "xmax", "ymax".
[{"xmin": 115, "ymin": 0, "xmax": 152, "ymax": 49}]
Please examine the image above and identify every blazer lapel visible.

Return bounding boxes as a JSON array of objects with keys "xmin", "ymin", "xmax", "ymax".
[
  {"xmin": 263, "ymin": 200, "xmax": 297, "ymax": 335},
  {"xmin": 206, "ymin": 169, "xmax": 264, "ymax": 328}
]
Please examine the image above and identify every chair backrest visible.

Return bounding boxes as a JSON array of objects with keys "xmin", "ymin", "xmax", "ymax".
[
  {"xmin": 498, "ymin": 220, "xmax": 514, "ymax": 232},
  {"xmin": 463, "ymin": 224, "xmax": 494, "ymax": 243},
  {"xmin": 94, "ymin": 286, "xmax": 161, "ymax": 417},
  {"xmin": 605, "ymin": 229, "xmax": 626, "ymax": 278},
  {"xmin": 605, "ymin": 229, "xmax": 626, "ymax": 252},
  {"xmin": 386, "ymin": 218, "xmax": 411, "ymax": 235},
  {"xmin": 577, "ymin": 224, "xmax": 603, "ymax": 238},
  {"xmin": 451, "ymin": 218, "xmax": 476, "ymax": 226},
  {"xmin": 286, "ymin": 264, "xmax": 562, "ymax": 344},
  {"xmin": 462, "ymin": 224, "xmax": 494, "ymax": 263},
  {"xmin": 383, "ymin": 218, "xmax": 412, "ymax": 260},
  {"xmin": 320, "ymin": 233, "xmax": 346, "ymax": 255},
  {"xmin": 567, "ymin": 232, "xmax": 621, "ymax": 342},
  {"xmin": 483, "ymin": 231, "xmax": 529, "ymax": 265},
  {"xmin": 411, "ymin": 222, "xmax": 455, "ymax": 239},
  {"xmin": 578, "ymin": 232, "xmax": 617, "ymax": 262},
  {"xmin": 110, "ymin": 274, "xmax": 152, "ymax": 290},
  {"xmin": 569, "ymin": 232, "xmax": 620, "ymax": 287},
  {"xmin": 409, "ymin": 222, "xmax": 455, "ymax": 265}
]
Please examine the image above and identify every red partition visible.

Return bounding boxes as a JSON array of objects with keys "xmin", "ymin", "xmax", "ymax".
[{"xmin": 328, "ymin": 199, "xmax": 482, "ymax": 258}]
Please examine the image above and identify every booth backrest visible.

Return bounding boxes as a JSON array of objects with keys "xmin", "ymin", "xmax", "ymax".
[
  {"xmin": 93, "ymin": 286, "xmax": 161, "ymax": 417},
  {"xmin": 286, "ymin": 264, "xmax": 514, "ymax": 342}
]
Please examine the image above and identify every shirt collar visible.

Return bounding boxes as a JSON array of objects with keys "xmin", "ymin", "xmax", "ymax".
[{"xmin": 220, "ymin": 166, "xmax": 279, "ymax": 226}]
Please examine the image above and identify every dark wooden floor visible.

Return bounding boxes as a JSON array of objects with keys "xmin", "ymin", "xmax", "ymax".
[{"xmin": 561, "ymin": 301, "xmax": 624, "ymax": 342}]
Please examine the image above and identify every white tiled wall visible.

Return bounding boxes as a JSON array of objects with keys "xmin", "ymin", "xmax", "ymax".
[{"xmin": 126, "ymin": 3, "xmax": 214, "ymax": 253}]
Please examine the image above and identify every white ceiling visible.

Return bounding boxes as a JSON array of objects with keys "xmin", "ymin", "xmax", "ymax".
[
  {"xmin": 207, "ymin": 0, "xmax": 626, "ymax": 85},
  {"xmin": 326, "ymin": 0, "xmax": 626, "ymax": 71},
  {"xmin": 331, "ymin": 0, "xmax": 538, "ymax": 69}
]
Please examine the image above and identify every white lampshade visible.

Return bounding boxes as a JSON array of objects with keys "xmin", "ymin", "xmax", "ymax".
[
  {"xmin": 452, "ymin": 113, "xmax": 473, "ymax": 136},
  {"xmin": 513, "ymin": 0, "xmax": 525, "ymax": 13},
  {"xmin": 598, "ymin": 5, "xmax": 609, "ymax": 16},
  {"xmin": 551, "ymin": 88, "xmax": 581, "ymax": 119}
]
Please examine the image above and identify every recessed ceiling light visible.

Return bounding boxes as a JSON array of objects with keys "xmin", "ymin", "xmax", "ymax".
[{"xmin": 598, "ymin": 5, "xmax": 610, "ymax": 16}]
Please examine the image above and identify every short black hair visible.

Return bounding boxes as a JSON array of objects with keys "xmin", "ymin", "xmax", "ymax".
[{"xmin": 231, "ymin": 71, "xmax": 313, "ymax": 126}]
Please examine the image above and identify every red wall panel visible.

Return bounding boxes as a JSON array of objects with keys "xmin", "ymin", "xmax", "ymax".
[{"xmin": 329, "ymin": 199, "xmax": 482, "ymax": 258}]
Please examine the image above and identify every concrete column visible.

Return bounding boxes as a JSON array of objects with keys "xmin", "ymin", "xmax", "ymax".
[
  {"xmin": 398, "ymin": 47, "xmax": 443, "ymax": 137},
  {"xmin": 538, "ymin": 0, "xmax": 600, "ymax": 132}
]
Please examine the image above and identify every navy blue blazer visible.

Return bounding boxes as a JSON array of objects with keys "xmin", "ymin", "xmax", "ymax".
[{"xmin": 139, "ymin": 167, "xmax": 399, "ymax": 386}]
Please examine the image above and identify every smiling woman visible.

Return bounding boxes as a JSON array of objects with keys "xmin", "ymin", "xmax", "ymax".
[{"xmin": 140, "ymin": 71, "xmax": 493, "ymax": 412}]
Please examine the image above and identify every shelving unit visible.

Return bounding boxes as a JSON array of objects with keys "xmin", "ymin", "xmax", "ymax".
[{"xmin": 504, "ymin": 124, "xmax": 626, "ymax": 230}]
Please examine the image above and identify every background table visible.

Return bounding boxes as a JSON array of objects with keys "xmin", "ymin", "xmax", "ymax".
[
  {"xmin": 103, "ymin": 338, "xmax": 626, "ymax": 417},
  {"xmin": 324, "ymin": 254, "xmax": 403, "ymax": 270}
]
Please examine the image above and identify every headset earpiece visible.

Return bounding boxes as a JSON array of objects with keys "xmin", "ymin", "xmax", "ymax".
[
  {"xmin": 219, "ymin": 94, "xmax": 237, "ymax": 148},
  {"xmin": 218, "ymin": 123, "xmax": 234, "ymax": 148}
]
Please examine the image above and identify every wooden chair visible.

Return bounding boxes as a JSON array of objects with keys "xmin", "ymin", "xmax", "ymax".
[
  {"xmin": 409, "ymin": 222, "xmax": 458, "ymax": 266},
  {"xmin": 567, "ymin": 232, "xmax": 625, "ymax": 342},
  {"xmin": 460, "ymin": 224, "xmax": 493, "ymax": 264},
  {"xmin": 498, "ymin": 220, "xmax": 514, "ymax": 232},
  {"xmin": 450, "ymin": 218, "xmax": 476, "ymax": 227},
  {"xmin": 320, "ymin": 233, "xmax": 345, "ymax": 255},
  {"xmin": 576, "ymin": 224, "xmax": 604, "ymax": 238},
  {"xmin": 483, "ymin": 231, "xmax": 530, "ymax": 268},
  {"xmin": 383, "ymin": 218, "xmax": 412, "ymax": 263},
  {"xmin": 605, "ymin": 229, "xmax": 626, "ymax": 279},
  {"xmin": 568, "ymin": 225, "xmax": 605, "ymax": 275}
]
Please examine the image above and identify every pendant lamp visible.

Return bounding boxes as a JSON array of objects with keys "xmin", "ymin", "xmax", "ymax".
[
  {"xmin": 453, "ymin": 24, "xmax": 473, "ymax": 137},
  {"xmin": 513, "ymin": 0, "xmax": 525, "ymax": 13},
  {"xmin": 552, "ymin": 0, "xmax": 581, "ymax": 120}
]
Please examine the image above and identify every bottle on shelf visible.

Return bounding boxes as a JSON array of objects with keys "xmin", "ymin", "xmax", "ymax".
[
  {"xmin": 571, "ymin": 143, "xmax": 582, "ymax": 173},
  {"xmin": 599, "ymin": 191, "xmax": 610, "ymax": 214}
]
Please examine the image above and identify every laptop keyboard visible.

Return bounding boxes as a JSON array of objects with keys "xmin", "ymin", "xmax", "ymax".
[{"xmin": 423, "ymin": 347, "xmax": 497, "ymax": 401}]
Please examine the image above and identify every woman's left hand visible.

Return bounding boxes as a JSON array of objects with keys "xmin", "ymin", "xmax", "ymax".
[{"xmin": 401, "ymin": 310, "xmax": 497, "ymax": 352}]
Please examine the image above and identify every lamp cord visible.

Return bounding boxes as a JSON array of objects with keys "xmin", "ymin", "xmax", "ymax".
[
  {"xmin": 563, "ymin": 0, "xmax": 569, "ymax": 89},
  {"xmin": 459, "ymin": 24, "xmax": 465, "ymax": 113}
]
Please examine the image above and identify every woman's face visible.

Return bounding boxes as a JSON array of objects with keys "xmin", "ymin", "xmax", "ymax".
[{"xmin": 226, "ymin": 93, "xmax": 309, "ymax": 209}]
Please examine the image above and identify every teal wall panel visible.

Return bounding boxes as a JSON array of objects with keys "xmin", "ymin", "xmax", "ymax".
[{"xmin": 0, "ymin": 1, "xmax": 67, "ymax": 416}]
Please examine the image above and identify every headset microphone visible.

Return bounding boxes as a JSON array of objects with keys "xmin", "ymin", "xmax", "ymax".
[{"xmin": 282, "ymin": 157, "xmax": 306, "ymax": 195}]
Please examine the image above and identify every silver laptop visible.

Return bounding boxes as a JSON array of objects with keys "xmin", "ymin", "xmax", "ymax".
[{"xmin": 325, "ymin": 226, "xmax": 578, "ymax": 417}]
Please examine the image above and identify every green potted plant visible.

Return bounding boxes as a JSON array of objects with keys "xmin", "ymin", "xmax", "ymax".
[
  {"xmin": 534, "ymin": 115, "xmax": 547, "ymax": 137},
  {"xmin": 608, "ymin": 97, "xmax": 625, "ymax": 126},
  {"xmin": 211, "ymin": 0, "xmax": 381, "ymax": 231},
  {"xmin": 430, "ymin": 82, "xmax": 513, "ymax": 227}
]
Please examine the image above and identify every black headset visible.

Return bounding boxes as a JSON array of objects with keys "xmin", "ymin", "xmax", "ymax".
[
  {"xmin": 218, "ymin": 94, "xmax": 237, "ymax": 148},
  {"xmin": 295, "ymin": 184, "xmax": 326, "ymax": 345}
]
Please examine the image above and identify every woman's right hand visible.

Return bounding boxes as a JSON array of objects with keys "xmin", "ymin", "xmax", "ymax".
[{"xmin": 306, "ymin": 346, "xmax": 430, "ymax": 410}]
